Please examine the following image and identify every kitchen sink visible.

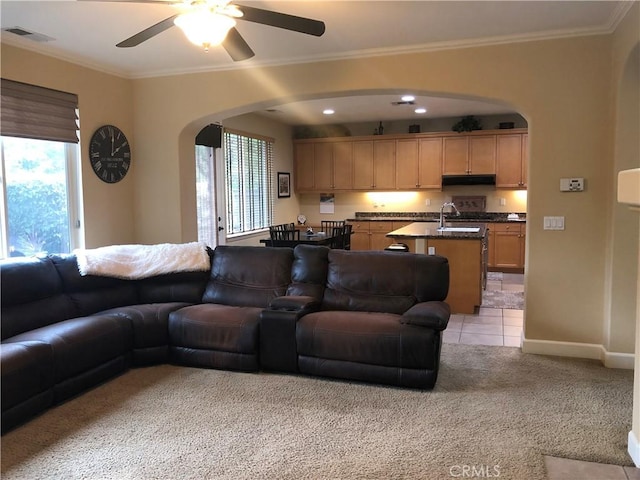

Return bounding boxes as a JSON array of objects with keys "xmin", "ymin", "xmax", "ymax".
[{"xmin": 437, "ymin": 227, "xmax": 481, "ymax": 233}]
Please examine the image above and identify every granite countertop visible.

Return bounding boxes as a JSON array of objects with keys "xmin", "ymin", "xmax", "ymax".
[
  {"xmin": 350, "ymin": 212, "xmax": 526, "ymax": 223},
  {"xmin": 387, "ymin": 222, "xmax": 487, "ymax": 240}
]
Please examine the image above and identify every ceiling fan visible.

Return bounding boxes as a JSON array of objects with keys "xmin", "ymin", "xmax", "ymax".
[{"xmin": 87, "ymin": 0, "xmax": 326, "ymax": 61}]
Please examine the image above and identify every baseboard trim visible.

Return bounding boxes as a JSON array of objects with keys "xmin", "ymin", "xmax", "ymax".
[
  {"xmin": 629, "ymin": 431, "xmax": 640, "ymax": 467},
  {"xmin": 521, "ymin": 338, "xmax": 634, "ymax": 369}
]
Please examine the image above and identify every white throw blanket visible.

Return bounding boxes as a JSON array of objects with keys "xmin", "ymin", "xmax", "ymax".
[{"xmin": 75, "ymin": 242, "xmax": 210, "ymax": 279}]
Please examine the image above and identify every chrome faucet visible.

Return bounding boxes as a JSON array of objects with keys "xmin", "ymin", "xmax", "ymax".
[{"xmin": 439, "ymin": 201, "xmax": 460, "ymax": 228}]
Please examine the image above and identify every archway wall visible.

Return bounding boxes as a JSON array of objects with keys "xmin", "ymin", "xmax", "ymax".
[{"xmin": 132, "ymin": 33, "xmax": 616, "ymax": 348}]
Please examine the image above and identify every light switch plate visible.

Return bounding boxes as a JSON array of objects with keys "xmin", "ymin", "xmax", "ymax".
[{"xmin": 544, "ymin": 216, "xmax": 565, "ymax": 230}]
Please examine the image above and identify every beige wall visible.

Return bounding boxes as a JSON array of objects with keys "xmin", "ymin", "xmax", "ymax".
[{"xmin": 1, "ymin": 9, "xmax": 638, "ymax": 362}]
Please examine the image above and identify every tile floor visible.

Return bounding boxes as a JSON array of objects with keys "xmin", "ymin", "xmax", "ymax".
[
  {"xmin": 442, "ymin": 272, "xmax": 524, "ymax": 348},
  {"xmin": 443, "ymin": 273, "xmax": 640, "ymax": 479}
]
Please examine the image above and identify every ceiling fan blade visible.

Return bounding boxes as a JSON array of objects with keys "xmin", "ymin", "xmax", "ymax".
[
  {"xmin": 223, "ymin": 27, "xmax": 255, "ymax": 61},
  {"xmin": 117, "ymin": 14, "xmax": 178, "ymax": 47},
  {"xmin": 236, "ymin": 5, "xmax": 325, "ymax": 37}
]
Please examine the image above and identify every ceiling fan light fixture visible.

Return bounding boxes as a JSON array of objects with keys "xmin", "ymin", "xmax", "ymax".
[{"xmin": 174, "ymin": 10, "xmax": 236, "ymax": 51}]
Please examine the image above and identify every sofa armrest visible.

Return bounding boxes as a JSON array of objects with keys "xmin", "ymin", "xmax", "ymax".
[
  {"xmin": 268, "ymin": 295, "xmax": 320, "ymax": 314},
  {"xmin": 400, "ymin": 301, "xmax": 451, "ymax": 331},
  {"xmin": 260, "ymin": 296, "xmax": 320, "ymax": 373}
]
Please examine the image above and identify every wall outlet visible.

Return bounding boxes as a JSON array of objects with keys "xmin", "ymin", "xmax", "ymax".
[
  {"xmin": 428, "ymin": 246, "xmax": 436, "ymax": 255},
  {"xmin": 499, "ymin": 198, "xmax": 506, "ymax": 206},
  {"xmin": 544, "ymin": 216, "xmax": 565, "ymax": 230},
  {"xmin": 560, "ymin": 178, "xmax": 584, "ymax": 192},
  {"xmin": 425, "ymin": 199, "xmax": 431, "ymax": 206}
]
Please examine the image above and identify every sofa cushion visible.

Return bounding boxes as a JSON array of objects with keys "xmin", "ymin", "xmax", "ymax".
[
  {"xmin": 168, "ymin": 304, "xmax": 261, "ymax": 354},
  {"xmin": 137, "ymin": 271, "xmax": 209, "ymax": 304},
  {"xmin": 322, "ymin": 250, "xmax": 449, "ymax": 313},
  {"xmin": 100, "ymin": 302, "xmax": 191, "ymax": 365},
  {"xmin": 1, "ymin": 341, "xmax": 54, "ymax": 412},
  {"xmin": 1, "ymin": 256, "xmax": 76, "ymax": 339},
  {"xmin": 202, "ymin": 246, "xmax": 293, "ymax": 307},
  {"xmin": 286, "ymin": 245, "xmax": 329, "ymax": 300},
  {"xmin": 50, "ymin": 254, "xmax": 138, "ymax": 316},
  {"xmin": 4, "ymin": 315, "xmax": 133, "ymax": 384},
  {"xmin": 296, "ymin": 311, "xmax": 438, "ymax": 369},
  {"xmin": 1, "ymin": 341, "xmax": 55, "ymax": 433}
]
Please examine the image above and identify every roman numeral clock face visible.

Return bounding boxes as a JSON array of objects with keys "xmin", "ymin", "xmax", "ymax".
[{"xmin": 89, "ymin": 125, "xmax": 131, "ymax": 184}]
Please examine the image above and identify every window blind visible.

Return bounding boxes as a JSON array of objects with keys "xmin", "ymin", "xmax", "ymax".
[
  {"xmin": 224, "ymin": 130, "xmax": 274, "ymax": 235},
  {"xmin": 1, "ymin": 78, "xmax": 79, "ymax": 143}
]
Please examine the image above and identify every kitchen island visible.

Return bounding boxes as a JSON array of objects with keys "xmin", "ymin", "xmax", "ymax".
[{"xmin": 387, "ymin": 222, "xmax": 487, "ymax": 314}]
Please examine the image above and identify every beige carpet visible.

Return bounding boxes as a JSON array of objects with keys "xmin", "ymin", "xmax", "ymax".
[{"xmin": 1, "ymin": 344, "xmax": 633, "ymax": 480}]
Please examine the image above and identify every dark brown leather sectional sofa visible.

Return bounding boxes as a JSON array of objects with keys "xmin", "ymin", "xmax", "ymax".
[{"xmin": 1, "ymin": 244, "xmax": 450, "ymax": 433}]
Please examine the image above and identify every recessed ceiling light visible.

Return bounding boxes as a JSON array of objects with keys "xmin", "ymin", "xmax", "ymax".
[
  {"xmin": 401, "ymin": 95, "xmax": 415, "ymax": 102},
  {"xmin": 323, "ymin": 109, "xmax": 335, "ymax": 115},
  {"xmin": 415, "ymin": 107, "xmax": 427, "ymax": 114}
]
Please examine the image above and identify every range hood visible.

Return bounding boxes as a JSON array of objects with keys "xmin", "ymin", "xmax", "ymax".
[{"xmin": 442, "ymin": 174, "xmax": 496, "ymax": 186}]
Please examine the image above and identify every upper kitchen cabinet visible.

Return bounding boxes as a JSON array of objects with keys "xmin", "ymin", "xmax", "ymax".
[
  {"xmin": 294, "ymin": 143, "xmax": 315, "ymax": 191},
  {"xmin": 294, "ymin": 140, "xmax": 353, "ymax": 192},
  {"xmin": 396, "ymin": 137, "xmax": 443, "ymax": 189},
  {"xmin": 442, "ymin": 134, "xmax": 496, "ymax": 175},
  {"xmin": 294, "ymin": 129, "xmax": 526, "ymax": 193},
  {"xmin": 496, "ymin": 133, "xmax": 528, "ymax": 188},
  {"xmin": 352, "ymin": 139, "xmax": 396, "ymax": 190}
]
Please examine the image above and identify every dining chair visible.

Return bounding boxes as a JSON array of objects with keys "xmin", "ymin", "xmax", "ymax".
[
  {"xmin": 320, "ymin": 220, "xmax": 345, "ymax": 234},
  {"xmin": 330, "ymin": 224, "xmax": 352, "ymax": 249},
  {"xmin": 268, "ymin": 224, "xmax": 300, "ymax": 247}
]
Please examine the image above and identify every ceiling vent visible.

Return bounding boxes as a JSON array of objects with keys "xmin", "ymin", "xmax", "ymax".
[
  {"xmin": 2, "ymin": 26, "xmax": 54, "ymax": 43},
  {"xmin": 391, "ymin": 101, "xmax": 416, "ymax": 106}
]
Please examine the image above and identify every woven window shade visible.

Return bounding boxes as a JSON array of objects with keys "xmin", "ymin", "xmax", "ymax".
[{"xmin": 1, "ymin": 78, "xmax": 79, "ymax": 143}]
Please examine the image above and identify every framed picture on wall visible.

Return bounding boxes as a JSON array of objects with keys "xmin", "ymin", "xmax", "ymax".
[{"xmin": 278, "ymin": 172, "xmax": 291, "ymax": 198}]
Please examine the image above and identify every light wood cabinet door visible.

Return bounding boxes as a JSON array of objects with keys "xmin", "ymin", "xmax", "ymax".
[
  {"xmin": 469, "ymin": 135, "xmax": 496, "ymax": 174},
  {"xmin": 313, "ymin": 142, "xmax": 333, "ymax": 191},
  {"xmin": 418, "ymin": 137, "xmax": 443, "ymax": 188},
  {"xmin": 352, "ymin": 141, "xmax": 374, "ymax": 189},
  {"xmin": 395, "ymin": 138, "xmax": 419, "ymax": 189},
  {"xmin": 373, "ymin": 140, "xmax": 396, "ymax": 189},
  {"xmin": 294, "ymin": 143, "xmax": 314, "ymax": 191},
  {"xmin": 332, "ymin": 141, "xmax": 353, "ymax": 190},
  {"xmin": 492, "ymin": 223, "xmax": 525, "ymax": 269},
  {"xmin": 350, "ymin": 221, "xmax": 370, "ymax": 250},
  {"xmin": 496, "ymin": 134, "xmax": 527, "ymax": 188},
  {"xmin": 521, "ymin": 134, "xmax": 528, "ymax": 187},
  {"xmin": 442, "ymin": 137, "xmax": 468, "ymax": 175}
]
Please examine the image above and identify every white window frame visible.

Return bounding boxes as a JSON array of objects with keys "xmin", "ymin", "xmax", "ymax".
[{"xmin": 0, "ymin": 137, "xmax": 83, "ymax": 258}]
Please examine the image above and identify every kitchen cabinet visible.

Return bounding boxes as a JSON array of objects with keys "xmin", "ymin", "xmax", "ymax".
[
  {"xmin": 428, "ymin": 239, "xmax": 483, "ymax": 314},
  {"xmin": 294, "ymin": 129, "xmax": 526, "ymax": 193},
  {"xmin": 396, "ymin": 138, "xmax": 443, "ymax": 189},
  {"xmin": 488, "ymin": 222, "xmax": 525, "ymax": 271},
  {"xmin": 294, "ymin": 141, "xmax": 353, "ymax": 192},
  {"xmin": 294, "ymin": 143, "xmax": 315, "ymax": 191},
  {"xmin": 496, "ymin": 133, "xmax": 528, "ymax": 188},
  {"xmin": 442, "ymin": 135, "xmax": 496, "ymax": 175},
  {"xmin": 352, "ymin": 140, "xmax": 395, "ymax": 190}
]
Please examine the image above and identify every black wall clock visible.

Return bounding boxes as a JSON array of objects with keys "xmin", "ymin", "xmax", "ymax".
[{"xmin": 89, "ymin": 124, "xmax": 131, "ymax": 183}]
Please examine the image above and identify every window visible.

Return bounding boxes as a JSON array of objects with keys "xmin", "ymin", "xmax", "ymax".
[
  {"xmin": 0, "ymin": 79, "xmax": 82, "ymax": 258},
  {"xmin": 224, "ymin": 130, "xmax": 273, "ymax": 235}
]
